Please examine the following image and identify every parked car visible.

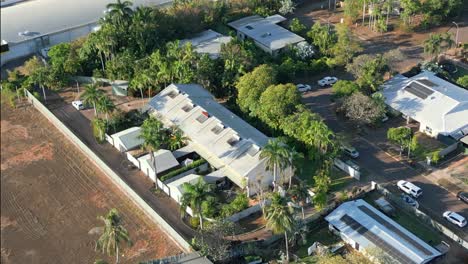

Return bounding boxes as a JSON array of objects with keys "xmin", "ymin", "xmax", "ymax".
[
  {"xmin": 297, "ymin": 84, "xmax": 312, "ymax": 93},
  {"xmin": 375, "ymin": 197, "xmax": 395, "ymax": 216},
  {"xmin": 400, "ymin": 194, "xmax": 419, "ymax": 208},
  {"xmin": 72, "ymin": 100, "xmax": 84, "ymax": 110},
  {"xmin": 443, "ymin": 211, "xmax": 467, "ymax": 228},
  {"xmin": 317, "ymin": 77, "xmax": 338, "ymax": 87},
  {"xmin": 397, "ymin": 180, "xmax": 422, "ymax": 198},
  {"xmin": 342, "ymin": 145, "xmax": 359, "ymax": 158},
  {"xmin": 457, "ymin": 191, "xmax": 468, "ymax": 204}
]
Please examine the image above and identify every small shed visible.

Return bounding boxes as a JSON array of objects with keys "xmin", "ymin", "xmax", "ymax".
[
  {"xmin": 139, "ymin": 149, "xmax": 179, "ymax": 181},
  {"xmin": 110, "ymin": 127, "xmax": 143, "ymax": 152},
  {"xmin": 167, "ymin": 174, "xmax": 204, "ymax": 204},
  {"xmin": 111, "ymin": 80, "xmax": 129, "ymax": 96}
]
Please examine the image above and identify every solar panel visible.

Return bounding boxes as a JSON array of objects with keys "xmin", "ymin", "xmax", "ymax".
[
  {"xmin": 404, "ymin": 82, "xmax": 434, "ymax": 99},
  {"xmin": 417, "ymin": 79, "xmax": 438, "ymax": 87},
  {"xmin": 341, "ymin": 215, "xmax": 417, "ymax": 264},
  {"xmin": 358, "ymin": 205, "xmax": 433, "ymax": 256}
]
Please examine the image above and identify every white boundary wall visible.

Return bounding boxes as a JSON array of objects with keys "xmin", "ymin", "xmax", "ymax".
[
  {"xmin": 25, "ymin": 91, "xmax": 192, "ymax": 251},
  {"xmin": 334, "ymin": 159, "xmax": 360, "ymax": 180}
]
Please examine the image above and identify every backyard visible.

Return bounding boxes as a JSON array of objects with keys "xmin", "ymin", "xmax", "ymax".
[{"xmin": 0, "ymin": 103, "xmax": 181, "ymax": 263}]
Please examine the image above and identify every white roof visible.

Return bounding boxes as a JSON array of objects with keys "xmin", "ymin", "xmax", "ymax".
[
  {"xmin": 138, "ymin": 149, "xmax": 179, "ymax": 174},
  {"xmin": 111, "ymin": 127, "xmax": 143, "ymax": 151},
  {"xmin": 228, "ymin": 14, "xmax": 305, "ymax": 51},
  {"xmin": 167, "ymin": 173, "xmax": 203, "ymax": 202},
  {"xmin": 148, "ymin": 84, "xmax": 272, "ymax": 187},
  {"xmin": 325, "ymin": 199, "xmax": 441, "ymax": 264},
  {"xmin": 1, "ymin": 0, "xmax": 170, "ymax": 43},
  {"xmin": 180, "ymin": 29, "xmax": 232, "ymax": 59},
  {"xmin": 381, "ymin": 71, "xmax": 468, "ymax": 136}
]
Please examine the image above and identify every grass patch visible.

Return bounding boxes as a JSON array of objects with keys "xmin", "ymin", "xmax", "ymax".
[
  {"xmin": 298, "ymin": 158, "xmax": 355, "ymax": 192},
  {"xmin": 295, "ymin": 222, "xmax": 340, "ymax": 258}
]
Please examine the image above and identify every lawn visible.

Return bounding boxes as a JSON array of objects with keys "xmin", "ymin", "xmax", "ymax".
[
  {"xmin": 363, "ymin": 191, "xmax": 442, "ymax": 246},
  {"xmin": 294, "ymin": 221, "xmax": 341, "ymax": 258},
  {"xmin": 298, "ymin": 158, "xmax": 355, "ymax": 192}
]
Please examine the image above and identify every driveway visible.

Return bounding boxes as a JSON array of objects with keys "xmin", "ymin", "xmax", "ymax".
[{"xmin": 301, "ymin": 85, "xmax": 468, "ymax": 241}]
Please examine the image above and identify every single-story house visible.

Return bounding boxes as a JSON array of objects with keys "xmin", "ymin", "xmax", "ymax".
[
  {"xmin": 381, "ymin": 71, "xmax": 468, "ymax": 138},
  {"xmin": 325, "ymin": 199, "xmax": 441, "ymax": 264},
  {"xmin": 148, "ymin": 83, "xmax": 282, "ymax": 196},
  {"xmin": 138, "ymin": 149, "xmax": 179, "ymax": 182},
  {"xmin": 180, "ymin": 29, "xmax": 232, "ymax": 59},
  {"xmin": 228, "ymin": 14, "xmax": 305, "ymax": 55},
  {"xmin": 110, "ymin": 127, "xmax": 143, "ymax": 152}
]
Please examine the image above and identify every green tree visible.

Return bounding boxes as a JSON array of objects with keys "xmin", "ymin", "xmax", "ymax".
[
  {"xmin": 96, "ymin": 95, "xmax": 116, "ymax": 121},
  {"xmin": 95, "ymin": 208, "xmax": 132, "ymax": 264},
  {"xmin": 331, "ymin": 24, "xmax": 362, "ymax": 66},
  {"xmin": 286, "ymin": 146, "xmax": 304, "ymax": 190},
  {"xmin": 106, "ymin": 0, "xmax": 134, "ymax": 27},
  {"xmin": 423, "ymin": 33, "xmax": 455, "ymax": 61},
  {"xmin": 289, "ymin": 18, "xmax": 306, "ymax": 34},
  {"xmin": 265, "ymin": 193, "xmax": 294, "ymax": 262},
  {"xmin": 48, "ymin": 42, "xmax": 80, "ymax": 76},
  {"xmin": 346, "ymin": 54, "xmax": 389, "ymax": 93},
  {"xmin": 92, "ymin": 118, "xmax": 107, "ymax": 142},
  {"xmin": 279, "ymin": 0, "xmax": 295, "ymax": 15},
  {"xmin": 289, "ymin": 181, "xmax": 309, "ymax": 219},
  {"xmin": 331, "ymin": 80, "xmax": 359, "ymax": 98},
  {"xmin": 313, "ymin": 163, "xmax": 331, "ymax": 210},
  {"xmin": 343, "ymin": 0, "xmax": 362, "ymax": 23},
  {"xmin": 81, "ymin": 83, "xmax": 104, "ymax": 115},
  {"xmin": 307, "ymin": 22, "xmax": 336, "ymax": 56},
  {"xmin": 258, "ymin": 83, "xmax": 301, "ymax": 129},
  {"xmin": 260, "ymin": 138, "xmax": 290, "ymax": 190},
  {"xmin": 139, "ymin": 117, "xmax": 166, "ymax": 181},
  {"xmin": 180, "ymin": 178, "xmax": 214, "ymax": 230},
  {"xmin": 167, "ymin": 126, "xmax": 188, "ymax": 151},
  {"xmin": 457, "ymin": 75, "xmax": 468, "ymax": 88},
  {"xmin": 340, "ymin": 92, "xmax": 386, "ymax": 126},
  {"xmin": 387, "ymin": 126, "xmax": 413, "ymax": 157},
  {"xmin": 236, "ymin": 64, "xmax": 277, "ymax": 115}
]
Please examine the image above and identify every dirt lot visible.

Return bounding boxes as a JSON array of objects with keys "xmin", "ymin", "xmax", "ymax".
[{"xmin": 0, "ymin": 103, "xmax": 181, "ymax": 264}]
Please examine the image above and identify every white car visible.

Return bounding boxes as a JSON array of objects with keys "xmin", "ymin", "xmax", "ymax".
[
  {"xmin": 317, "ymin": 77, "xmax": 338, "ymax": 87},
  {"xmin": 342, "ymin": 146, "xmax": 359, "ymax": 158},
  {"xmin": 297, "ymin": 84, "xmax": 312, "ymax": 92},
  {"xmin": 443, "ymin": 211, "xmax": 467, "ymax": 228},
  {"xmin": 72, "ymin": 100, "xmax": 84, "ymax": 110},
  {"xmin": 397, "ymin": 180, "xmax": 422, "ymax": 198}
]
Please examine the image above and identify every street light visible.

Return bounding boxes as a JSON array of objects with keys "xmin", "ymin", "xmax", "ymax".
[{"xmin": 452, "ymin": 22, "xmax": 459, "ymax": 47}]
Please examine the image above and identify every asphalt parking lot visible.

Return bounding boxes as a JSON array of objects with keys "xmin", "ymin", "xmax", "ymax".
[{"xmin": 301, "ymin": 84, "xmax": 468, "ymax": 241}]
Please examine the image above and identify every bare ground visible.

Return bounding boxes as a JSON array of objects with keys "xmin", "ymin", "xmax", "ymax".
[{"xmin": 0, "ymin": 102, "xmax": 181, "ymax": 264}]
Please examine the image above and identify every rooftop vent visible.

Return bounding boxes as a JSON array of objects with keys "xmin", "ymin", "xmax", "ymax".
[
  {"xmin": 261, "ymin": 32, "xmax": 272, "ymax": 38},
  {"xmin": 167, "ymin": 90, "xmax": 179, "ymax": 99},
  {"xmin": 227, "ymin": 135, "xmax": 240, "ymax": 146},
  {"xmin": 211, "ymin": 123, "xmax": 224, "ymax": 135},
  {"xmin": 245, "ymin": 25, "xmax": 254, "ymax": 30},
  {"xmin": 196, "ymin": 111, "xmax": 209, "ymax": 123},
  {"xmin": 247, "ymin": 144, "xmax": 260, "ymax": 156},
  {"xmin": 182, "ymin": 104, "xmax": 193, "ymax": 112}
]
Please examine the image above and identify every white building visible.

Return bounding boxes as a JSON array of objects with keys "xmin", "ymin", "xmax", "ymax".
[
  {"xmin": 148, "ymin": 84, "xmax": 278, "ymax": 196},
  {"xmin": 381, "ymin": 71, "xmax": 468, "ymax": 138},
  {"xmin": 228, "ymin": 14, "xmax": 305, "ymax": 55},
  {"xmin": 325, "ymin": 199, "xmax": 441, "ymax": 264},
  {"xmin": 0, "ymin": 0, "xmax": 170, "ymax": 65},
  {"xmin": 110, "ymin": 127, "xmax": 143, "ymax": 152},
  {"xmin": 180, "ymin": 29, "xmax": 232, "ymax": 59},
  {"xmin": 139, "ymin": 149, "xmax": 179, "ymax": 182}
]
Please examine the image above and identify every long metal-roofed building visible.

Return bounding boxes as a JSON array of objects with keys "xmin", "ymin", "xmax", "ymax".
[
  {"xmin": 325, "ymin": 199, "xmax": 441, "ymax": 264},
  {"xmin": 1, "ymin": 0, "xmax": 171, "ymax": 65},
  {"xmin": 228, "ymin": 14, "xmax": 305, "ymax": 55},
  {"xmin": 148, "ymin": 83, "xmax": 276, "ymax": 196}
]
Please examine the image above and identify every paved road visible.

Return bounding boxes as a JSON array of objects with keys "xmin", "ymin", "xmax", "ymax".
[
  {"xmin": 301, "ymin": 85, "xmax": 468, "ymax": 241},
  {"xmin": 43, "ymin": 92, "xmax": 197, "ymax": 243}
]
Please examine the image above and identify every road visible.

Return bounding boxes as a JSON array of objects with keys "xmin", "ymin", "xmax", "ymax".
[
  {"xmin": 43, "ymin": 91, "xmax": 197, "ymax": 243},
  {"xmin": 301, "ymin": 84, "xmax": 468, "ymax": 241}
]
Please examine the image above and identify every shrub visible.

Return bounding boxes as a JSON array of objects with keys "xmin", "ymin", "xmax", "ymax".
[
  {"xmin": 189, "ymin": 216, "xmax": 200, "ymax": 228},
  {"xmin": 309, "ymin": 58, "xmax": 329, "ymax": 73},
  {"xmin": 201, "ymin": 196, "xmax": 217, "ymax": 218},
  {"xmin": 332, "ymin": 80, "xmax": 359, "ymax": 98},
  {"xmin": 457, "ymin": 75, "xmax": 468, "ymax": 88},
  {"xmin": 221, "ymin": 194, "xmax": 249, "ymax": 217},
  {"xmin": 160, "ymin": 159, "xmax": 207, "ymax": 182},
  {"xmin": 431, "ymin": 151, "xmax": 440, "ymax": 164}
]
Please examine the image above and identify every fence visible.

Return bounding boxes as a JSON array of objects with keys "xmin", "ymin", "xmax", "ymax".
[
  {"xmin": 375, "ymin": 184, "xmax": 468, "ymax": 250},
  {"xmin": 334, "ymin": 158, "xmax": 360, "ymax": 180},
  {"xmin": 25, "ymin": 91, "xmax": 192, "ymax": 251},
  {"xmin": 226, "ymin": 203, "xmax": 263, "ymax": 222}
]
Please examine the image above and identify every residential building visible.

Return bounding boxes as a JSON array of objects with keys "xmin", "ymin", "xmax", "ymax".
[
  {"xmin": 381, "ymin": 71, "xmax": 468, "ymax": 138},
  {"xmin": 110, "ymin": 127, "xmax": 143, "ymax": 152},
  {"xmin": 325, "ymin": 199, "xmax": 441, "ymax": 264},
  {"xmin": 148, "ymin": 84, "xmax": 278, "ymax": 196},
  {"xmin": 139, "ymin": 149, "xmax": 180, "ymax": 182},
  {"xmin": 180, "ymin": 29, "xmax": 232, "ymax": 59},
  {"xmin": 228, "ymin": 14, "xmax": 305, "ymax": 55}
]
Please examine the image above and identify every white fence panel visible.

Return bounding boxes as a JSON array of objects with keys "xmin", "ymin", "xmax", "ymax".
[
  {"xmin": 334, "ymin": 159, "xmax": 360, "ymax": 180},
  {"xmin": 126, "ymin": 152, "xmax": 140, "ymax": 168}
]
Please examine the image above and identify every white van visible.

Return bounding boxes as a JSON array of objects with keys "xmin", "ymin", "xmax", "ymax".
[{"xmin": 397, "ymin": 180, "xmax": 422, "ymax": 198}]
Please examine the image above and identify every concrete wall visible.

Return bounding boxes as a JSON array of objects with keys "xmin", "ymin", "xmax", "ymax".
[
  {"xmin": 25, "ymin": 91, "xmax": 192, "ymax": 251},
  {"xmin": 334, "ymin": 159, "xmax": 360, "ymax": 180}
]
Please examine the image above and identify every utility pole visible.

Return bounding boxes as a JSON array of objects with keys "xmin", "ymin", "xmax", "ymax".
[{"xmin": 452, "ymin": 22, "xmax": 459, "ymax": 47}]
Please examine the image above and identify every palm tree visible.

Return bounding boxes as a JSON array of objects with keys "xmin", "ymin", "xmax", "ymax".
[
  {"xmin": 106, "ymin": 0, "xmax": 134, "ymax": 26},
  {"xmin": 139, "ymin": 117, "xmax": 164, "ymax": 182},
  {"xmin": 286, "ymin": 146, "xmax": 304, "ymax": 190},
  {"xmin": 289, "ymin": 181, "xmax": 309, "ymax": 219},
  {"xmin": 260, "ymin": 139, "xmax": 289, "ymax": 191},
  {"xmin": 265, "ymin": 193, "xmax": 294, "ymax": 262},
  {"xmin": 95, "ymin": 208, "xmax": 132, "ymax": 264},
  {"xmin": 424, "ymin": 33, "xmax": 442, "ymax": 61},
  {"xmin": 168, "ymin": 126, "xmax": 188, "ymax": 151},
  {"xmin": 97, "ymin": 95, "xmax": 115, "ymax": 121},
  {"xmin": 180, "ymin": 178, "xmax": 213, "ymax": 230},
  {"xmin": 81, "ymin": 83, "xmax": 103, "ymax": 115}
]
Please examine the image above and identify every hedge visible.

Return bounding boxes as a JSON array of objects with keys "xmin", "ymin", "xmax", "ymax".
[{"xmin": 160, "ymin": 159, "xmax": 207, "ymax": 182}]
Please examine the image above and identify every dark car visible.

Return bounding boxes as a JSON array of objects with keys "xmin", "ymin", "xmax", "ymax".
[{"xmin": 457, "ymin": 192, "xmax": 468, "ymax": 204}]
